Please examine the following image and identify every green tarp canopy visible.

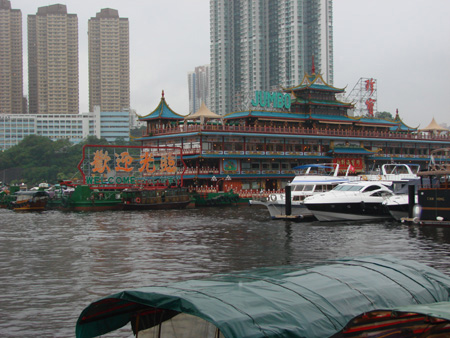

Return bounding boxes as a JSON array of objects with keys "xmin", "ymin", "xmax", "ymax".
[{"xmin": 76, "ymin": 256, "xmax": 450, "ymax": 338}]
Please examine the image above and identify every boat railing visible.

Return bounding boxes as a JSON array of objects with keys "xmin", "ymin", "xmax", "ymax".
[
  {"xmin": 193, "ymin": 186, "xmax": 285, "ymax": 199},
  {"xmin": 145, "ymin": 124, "xmax": 450, "ymax": 141}
]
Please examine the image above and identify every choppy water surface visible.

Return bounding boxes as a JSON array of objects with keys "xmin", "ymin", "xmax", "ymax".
[{"xmin": 2, "ymin": 206, "xmax": 450, "ymax": 337}]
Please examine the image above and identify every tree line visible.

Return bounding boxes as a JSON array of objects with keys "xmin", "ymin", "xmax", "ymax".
[{"xmin": 0, "ymin": 127, "xmax": 144, "ymax": 186}]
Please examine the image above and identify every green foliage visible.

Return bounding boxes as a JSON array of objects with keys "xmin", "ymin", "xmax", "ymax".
[
  {"xmin": 1, "ymin": 134, "xmax": 132, "ymax": 185},
  {"xmin": 114, "ymin": 136, "xmax": 133, "ymax": 146},
  {"xmin": 375, "ymin": 111, "xmax": 394, "ymax": 120},
  {"xmin": 130, "ymin": 125, "xmax": 146, "ymax": 138}
]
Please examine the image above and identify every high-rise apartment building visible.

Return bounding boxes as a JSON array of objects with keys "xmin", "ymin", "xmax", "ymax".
[
  {"xmin": 210, "ymin": 0, "xmax": 333, "ymax": 115},
  {"xmin": 188, "ymin": 65, "xmax": 210, "ymax": 114},
  {"xmin": 28, "ymin": 4, "xmax": 79, "ymax": 114},
  {"xmin": 0, "ymin": 0, "xmax": 23, "ymax": 114},
  {"xmin": 88, "ymin": 8, "xmax": 130, "ymax": 112}
]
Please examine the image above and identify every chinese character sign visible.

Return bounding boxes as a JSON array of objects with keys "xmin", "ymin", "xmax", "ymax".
[
  {"xmin": 365, "ymin": 98, "xmax": 376, "ymax": 116},
  {"xmin": 115, "ymin": 152, "xmax": 134, "ymax": 172},
  {"xmin": 90, "ymin": 150, "xmax": 111, "ymax": 173},
  {"xmin": 365, "ymin": 78, "xmax": 375, "ymax": 95},
  {"xmin": 334, "ymin": 158, "xmax": 364, "ymax": 172},
  {"xmin": 138, "ymin": 151, "xmax": 156, "ymax": 174},
  {"xmin": 88, "ymin": 149, "xmax": 179, "ymax": 175},
  {"xmin": 160, "ymin": 154, "xmax": 177, "ymax": 173},
  {"xmin": 80, "ymin": 145, "xmax": 186, "ymax": 187}
]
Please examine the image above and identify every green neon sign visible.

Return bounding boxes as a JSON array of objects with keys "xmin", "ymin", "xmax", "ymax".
[{"xmin": 251, "ymin": 91, "xmax": 291, "ymax": 109}]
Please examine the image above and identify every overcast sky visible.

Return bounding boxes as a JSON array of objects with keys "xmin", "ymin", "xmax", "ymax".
[{"xmin": 12, "ymin": 0, "xmax": 450, "ymax": 128}]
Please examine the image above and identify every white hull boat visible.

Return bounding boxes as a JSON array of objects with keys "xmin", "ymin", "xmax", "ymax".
[
  {"xmin": 249, "ymin": 163, "xmax": 357, "ymax": 220},
  {"xmin": 303, "ymin": 164, "xmax": 421, "ymax": 222},
  {"xmin": 303, "ymin": 181, "xmax": 395, "ymax": 222}
]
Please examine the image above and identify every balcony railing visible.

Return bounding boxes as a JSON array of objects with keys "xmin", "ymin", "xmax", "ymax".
[{"xmin": 143, "ymin": 124, "xmax": 450, "ymax": 141}]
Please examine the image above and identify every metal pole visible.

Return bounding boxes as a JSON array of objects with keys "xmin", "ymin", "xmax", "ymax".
[
  {"xmin": 285, "ymin": 185, "xmax": 292, "ymax": 216},
  {"xmin": 408, "ymin": 184, "xmax": 415, "ymax": 218}
]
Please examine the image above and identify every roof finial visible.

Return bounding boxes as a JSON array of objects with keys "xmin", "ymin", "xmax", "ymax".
[
  {"xmin": 311, "ymin": 55, "xmax": 316, "ymax": 74},
  {"xmin": 162, "ymin": 90, "xmax": 165, "ymax": 99}
]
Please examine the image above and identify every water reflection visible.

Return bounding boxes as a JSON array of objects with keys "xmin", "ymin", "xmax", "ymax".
[{"xmin": 1, "ymin": 206, "xmax": 450, "ymax": 336}]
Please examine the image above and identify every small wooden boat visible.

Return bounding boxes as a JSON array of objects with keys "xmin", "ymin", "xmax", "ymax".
[
  {"xmin": 121, "ymin": 187, "xmax": 193, "ymax": 210},
  {"xmin": 10, "ymin": 190, "xmax": 49, "ymax": 211}
]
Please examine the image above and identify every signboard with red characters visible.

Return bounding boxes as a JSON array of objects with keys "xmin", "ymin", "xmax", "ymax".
[
  {"xmin": 78, "ymin": 144, "xmax": 186, "ymax": 188},
  {"xmin": 333, "ymin": 158, "xmax": 364, "ymax": 173}
]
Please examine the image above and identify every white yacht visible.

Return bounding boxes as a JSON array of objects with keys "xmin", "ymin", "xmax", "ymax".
[
  {"xmin": 302, "ymin": 163, "xmax": 421, "ymax": 222},
  {"xmin": 249, "ymin": 163, "xmax": 357, "ymax": 220},
  {"xmin": 303, "ymin": 181, "xmax": 395, "ymax": 222}
]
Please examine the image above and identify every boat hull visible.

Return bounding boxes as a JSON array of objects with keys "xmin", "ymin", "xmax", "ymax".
[
  {"xmin": 418, "ymin": 188, "xmax": 450, "ymax": 221},
  {"xmin": 63, "ymin": 203, "xmax": 123, "ymax": 212},
  {"xmin": 47, "ymin": 186, "xmax": 123, "ymax": 212},
  {"xmin": 12, "ymin": 204, "xmax": 47, "ymax": 212},
  {"xmin": 383, "ymin": 194, "xmax": 417, "ymax": 221},
  {"xmin": 121, "ymin": 188, "xmax": 192, "ymax": 210},
  {"xmin": 305, "ymin": 202, "xmax": 391, "ymax": 222},
  {"xmin": 250, "ymin": 199, "xmax": 314, "ymax": 219},
  {"xmin": 192, "ymin": 191, "xmax": 240, "ymax": 207},
  {"xmin": 121, "ymin": 200, "xmax": 192, "ymax": 210}
]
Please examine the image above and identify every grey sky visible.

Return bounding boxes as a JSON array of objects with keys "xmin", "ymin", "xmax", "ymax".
[{"xmin": 13, "ymin": 0, "xmax": 450, "ymax": 128}]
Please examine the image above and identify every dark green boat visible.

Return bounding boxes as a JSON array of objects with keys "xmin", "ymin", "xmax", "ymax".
[
  {"xmin": 191, "ymin": 190, "xmax": 240, "ymax": 207},
  {"xmin": 0, "ymin": 186, "xmax": 19, "ymax": 209},
  {"xmin": 47, "ymin": 185, "xmax": 123, "ymax": 212}
]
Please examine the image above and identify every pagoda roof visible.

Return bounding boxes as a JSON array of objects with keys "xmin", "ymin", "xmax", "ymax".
[
  {"xmin": 293, "ymin": 97, "xmax": 354, "ymax": 108},
  {"xmin": 223, "ymin": 110, "xmax": 308, "ymax": 120},
  {"xmin": 138, "ymin": 91, "xmax": 185, "ymax": 121},
  {"xmin": 283, "ymin": 72, "xmax": 346, "ymax": 93},
  {"xmin": 223, "ymin": 110, "xmax": 418, "ymax": 131},
  {"xmin": 348, "ymin": 115, "xmax": 417, "ymax": 131},
  {"xmin": 330, "ymin": 147, "xmax": 377, "ymax": 155}
]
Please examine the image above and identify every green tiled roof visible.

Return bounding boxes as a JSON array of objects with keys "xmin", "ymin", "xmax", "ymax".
[
  {"xmin": 330, "ymin": 147, "xmax": 376, "ymax": 155},
  {"xmin": 224, "ymin": 110, "xmax": 308, "ymax": 120},
  {"xmin": 139, "ymin": 92, "xmax": 185, "ymax": 121},
  {"xmin": 293, "ymin": 98, "xmax": 353, "ymax": 107},
  {"xmin": 223, "ymin": 111, "xmax": 418, "ymax": 131}
]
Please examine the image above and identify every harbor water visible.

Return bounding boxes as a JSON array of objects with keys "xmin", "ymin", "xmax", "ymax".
[{"xmin": 2, "ymin": 205, "xmax": 450, "ymax": 337}]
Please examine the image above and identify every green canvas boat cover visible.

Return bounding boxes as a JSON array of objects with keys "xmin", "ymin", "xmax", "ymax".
[{"xmin": 76, "ymin": 256, "xmax": 450, "ymax": 338}]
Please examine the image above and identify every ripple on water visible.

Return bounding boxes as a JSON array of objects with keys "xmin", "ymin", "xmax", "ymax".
[{"xmin": 2, "ymin": 207, "xmax": 450, "ymax": 336}]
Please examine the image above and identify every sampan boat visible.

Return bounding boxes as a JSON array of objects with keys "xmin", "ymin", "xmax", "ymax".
[
  {"xmin": 76, "ymin": 256, "xmax": 450, "ymax": 338},
  {"xmin": 10, "ymin": 190, "xmax": 49, "ymax": 211}
]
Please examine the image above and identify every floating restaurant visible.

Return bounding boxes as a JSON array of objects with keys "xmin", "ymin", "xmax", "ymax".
[{"xmin": 135, "ymin": 71, "xmax": 450, "ymax": 195}]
